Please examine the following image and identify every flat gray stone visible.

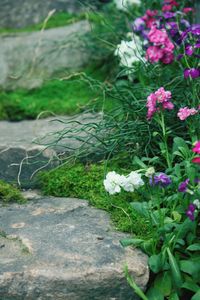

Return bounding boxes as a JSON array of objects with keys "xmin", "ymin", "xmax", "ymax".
[
  {"xmin": 0, "ymin": 197, "xmax": 149, "ymax": 299},
  {"xmin": 0, "ymin": 114, "xmax": 100, "ymax": 187},
  {"xmin": 0, "ymin": 21, "xmax": 90, "ymax": 90},
  {"xmin": 0, "ymin": 0, "xmax": 100, "ymax": 29}
]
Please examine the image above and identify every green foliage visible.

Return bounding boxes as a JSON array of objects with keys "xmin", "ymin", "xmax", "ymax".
[
  {"xmin": 0, "ymin": 180, "xmax": 25, "ymax": 203},
  {"xmin": 0, "ymin": 65, "xmax": 113, "ymax": 121},
  {"xmin": 0, "ymin": 12, "xmax": 86, "ymax": 35},
  {"xmin": 39, "ymin": 162, "xmax": 152, "ymax": 237}
]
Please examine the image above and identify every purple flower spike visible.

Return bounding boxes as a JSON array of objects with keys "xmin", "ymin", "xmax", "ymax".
[
  {"xmin": 178, "ymin": 179, "xmax": 189, "ymax": 192},
  {"xmin": 186, "ymin": 203, "xmax": 196, "ymax": 221},
  {"xmin": 150, "ymin": 173, "xmax": 172, "ymax": 187},
  {"xmin": 184, "ymin": 68, "xmax": 200, "ymax": 79}
]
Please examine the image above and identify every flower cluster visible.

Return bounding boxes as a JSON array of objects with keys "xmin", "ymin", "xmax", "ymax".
[
  {"xmin": 146, "ymin": 87, "xmax": 174, "ymax": 120},
  {"xmin": 115, "ymin": 37, "xmax": 144, "ymax": 68},
  {"xmin": 162, "ymin": 0, "xmax": 179, "ymax": 12},
  {"xmin": 146, "ymin": 26, "xmax": 175, "ymax": 64},
  {"xmin": 177, "ymin": 106, "xmax": 198, "ymax": 121},
  {"xmin": 104, "ymin": 171, "xmax": 144, "ymax": 195}
]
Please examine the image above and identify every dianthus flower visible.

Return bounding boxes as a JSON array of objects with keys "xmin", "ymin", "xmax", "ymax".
[
  {"xmin": 142, "ymin": 9, "xmax": 158, "ymax": 29},
  {"xmin": 177, "ymin": 107, "xmax": 198, "ymax": 120}
]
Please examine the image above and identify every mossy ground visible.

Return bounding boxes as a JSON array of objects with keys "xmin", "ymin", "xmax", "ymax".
[
  {"xmin": 0, "ymin": 180, "xmax": 25, "ymax": 203},
  {"xmin": 0, "ymin": 65, "xmax": 114, "ymax": 121},
  {"xmin": 39, "ymin": 162, "xmax": 152, "ymax": 238}
]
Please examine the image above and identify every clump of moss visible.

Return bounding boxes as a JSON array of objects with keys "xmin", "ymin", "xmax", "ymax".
[
  {"xmin": 0, "ymin": 180, "xmax": 25, "ymax": 203},
  {"xmin": 39, "ymin": 163, "xmax": 152, "ymax": 238}
]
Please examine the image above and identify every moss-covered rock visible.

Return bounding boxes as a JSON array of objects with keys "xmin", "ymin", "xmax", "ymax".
[
  {"xmin": 0, "ymin": 180, "xmax": 25, "ymax": 203},
  {"xmin": 39, "ymin": 163, "xmax": 152, "ymax": 238}
]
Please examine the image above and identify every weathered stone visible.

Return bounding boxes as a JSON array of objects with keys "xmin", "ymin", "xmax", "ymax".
[
  {"xmin": 0, "ymin": 21, "xmax": 90, "ymax": 90},
  {"xmin": 0, "ymin": 114, "xmax": 100, "ymax": 187},
  {"xmin": 0, "ymin": 0, "xmax": 101, "ymax": 29},
  {"xmin": 0, "ymin": 197, "xmax": 149, "ymax": 299}
]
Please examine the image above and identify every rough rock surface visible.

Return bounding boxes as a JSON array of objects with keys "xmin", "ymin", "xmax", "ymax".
[
  {"xmin": 0, "ymin": 114, "xmax": 100, "ymax": 187},
  {"xmin": 0, "ymin": 0, "xmax": 98, "ymax": 29},
  {"xmin": 0, "ymin": 21, "xmax": 90, "ymax": 90},
  {"xmin": 0, "ymin": 197, "xmax": 149, "ymax": 299}
]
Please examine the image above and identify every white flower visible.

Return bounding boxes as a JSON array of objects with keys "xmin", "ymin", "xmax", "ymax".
[
  {"xmin": 121, "ymin": 171, "xmax": 144, "ymax": 192},
  {"xmin": 145, "ymin": 167, "xmax": 155, "ymax": 178},
  {"xmin": 104, "ymin": 171, "xmax": 124, "ymax": 195},
  {"xmin": 193, "ymin": 199, "xmax": 200, "ymax": 210},
  {"xmin": 114, "ymin": 0, "xmax": 141, "ymax": 11},
  {"xmin": 115, "ymin": 37, "xmax": 144, "ymax": 68}
]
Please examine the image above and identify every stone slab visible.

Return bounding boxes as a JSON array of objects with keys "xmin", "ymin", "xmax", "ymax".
[
  {"xmin": 0, "ymin": 197, "xmax": 149, "ymax": 299},
  {"xmin": 0, "ymin": 21, "xmax": 90, "ymax": 90},
  {"xmin": 0, "ymin": 114, "xmax": 100, "ymax": 187}
]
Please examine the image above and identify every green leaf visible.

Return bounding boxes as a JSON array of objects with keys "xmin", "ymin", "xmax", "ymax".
[
  {"xmin": 120, "ymin": 238, "xmax": 143, "ymax": 247},
  {"xmin": 187, "ymin": 243, "xmax": 200, "ymax": 251},
  {"xmin": 154, "ymin": 271, "xmax": 172, "ymax": 296},
  {"xmin": 167, "ymin": 248, "xmax": 183, "ymax": 289},
  {"xmin": 192, "ymin": 290, "xmax": 200, "ymax": 300},
  {"xmin": 180, "ymin": 258, "xmax": 200, "ymax": 281},
  {"xmin": 130, "ymin": 201, "xmax": 149, "ymax": 218},
  {"xmin": 133, "ymin": 156, "xmax": 147, "ymax": 168},
  {"xmin": 146, "ymin": 287, "xmax": 164, "ymax": 300},
  {"xmin": 169, "ymin": 292, "xmax": 179, "ymax": 300},
  {"xmin": 148, "ymin": 253, "xmax": 163, "ymax": 273},
  {"xmin": 124, "ymin": 266, "xmax": 148, "ymax": 300},
  {"xmin": 172, "ymin": 211, "xmax": 182, "ymax": 222},
  {"xmin": 182, "ymin": 281, "xmax": 200, "ymax": 293}
]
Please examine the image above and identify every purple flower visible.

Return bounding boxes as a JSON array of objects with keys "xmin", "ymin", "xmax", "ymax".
[
  {"xmin": 178, "ymin": 179, "xmax": 189, "ymax": 192},
  {"xmin": 163, "ymin": 12, "xmax": 176, "ymax": 19},
  {"xmin": 184, "ymin": 68, "xmax": 200, "ymax": 79},
  {"xmin": 133, "ymin": 18, "xmax": 145, "ymax": 32},
  {"xmin": 150, "ymin": 173, "xmax": 172, "ymax": 187},
  {"xmin": 185, "ymin": 44, "xmax": 193, "ymax": 56},
  {"xmin": 186, "ymin": 203, "xmax": 196, "ymax": 221}
]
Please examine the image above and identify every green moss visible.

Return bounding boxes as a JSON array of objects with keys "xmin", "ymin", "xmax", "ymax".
[
  {"xmin": 39, "ymin": 163, "xmax": 152, "ymax": 238},
  {"xmin": 0, "ymin": 65, "xmax": 113, "ymax": 121},
  {"xmin": 0, "ymin": 12, "xmax": 87, "ymax": 35},
  {"xmin": 0, "ymin": 180, "xmax": 25, "ymax": 203}
]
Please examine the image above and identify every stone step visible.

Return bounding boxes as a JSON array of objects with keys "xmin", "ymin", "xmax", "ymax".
[
  {"xmin": 0, "ymin": 196, "xmax": 149, "ymax": 300},
  {"xmin": 0, "ymin": 20, "xmax": 90, "ymax": 90},
  {"xmin": 0, "ymin": 114, "xmax": 100, "ymax": 187}
]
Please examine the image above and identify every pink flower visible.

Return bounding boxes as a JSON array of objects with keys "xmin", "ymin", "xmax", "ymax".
[
  {"xmin": 192, "ymin": 141, "xmax": 200, "ymax": 154},
  {"xmin": 148, "ymin": 27, "xmax": 168, "ymax": 45},
  {"xmin": 162, "ymin": 101, "xmax": 174, "ymax": 109},
  {"xmin": 146, "ymin": 88, "xmax": 173, "ymax": 120},
  {"xmin": 162, "ymin": 4, "xmax": 173, "ymax": 11},
  {"xmin": 146, "ymin": 46, "xmax": 164, "ymax": 63},
  {"xmin": 192, "ymin": 157, "xmax": 200, "ymax": 164},
  {"xmin": 177, "ymin": 107, "xmax": 198, "ymax": 120},
  {"xmin": 161, "ymin": 51, "xmax": 174, "ymax": 64},
  {"xmin": 142, "ymin": 10, "xmax": 158, "ymax": 29},
  {"xmin": 155, "ymin": 87, "xmax": 171, "ymax": 103},
  {"xmin": 183, "ymin": 7, "xmax": 194, "ymax": 13}
]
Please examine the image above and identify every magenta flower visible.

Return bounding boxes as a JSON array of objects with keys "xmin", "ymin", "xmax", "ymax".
[
  {"xmin": 184, "ymin": 68, "xmax": 200, "ymax": 79},
  {"xmin": 192, "ymin": 157, "xmax": 200, "ymax": 164},
  {"xmin": 186, "ymin": 203, "xmax": 196, "ymax": 221},
  {"xmin": 178, "ymin": 179, "xmax": 189, "ymax": 192},
  {"xmin": 146, "ymin": 87, "xmax": 174, "ymax": 120},
  {"xmin": 192, "ymin": 141, "xmax": 200, "ymax": 154},
  {"xmin": 177, "ymin": 107, "xmax": 198, "ymax": 121}
]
